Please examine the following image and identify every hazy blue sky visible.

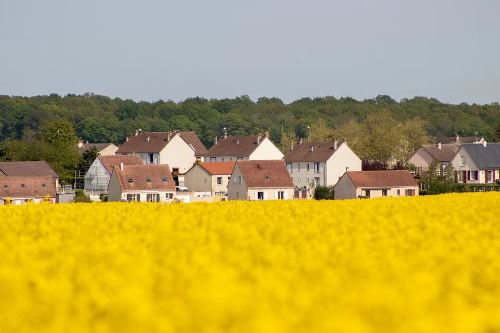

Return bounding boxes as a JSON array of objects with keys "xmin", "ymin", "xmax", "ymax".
[{"xmin": 1, "ymin": 0, "xmax": 499, "ymax": 103}]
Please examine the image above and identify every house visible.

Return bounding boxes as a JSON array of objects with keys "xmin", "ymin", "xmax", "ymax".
[
  {"xmin": 116, "ymin": 131, "xmax": 207, "ymax": 185},
  {"xmin": 184, "ymin": 162, "xmax": 235, "ymax": 196},
  {"xmin": 77, "ymin": 141, "xmax": 119, "ymax": 156},
  {"xmin": 333, "ymin": 170, "xmax": 419, "ymax": 199},
  {"xmin": 84, "ymin": 155, "xmax": 143, "ymax": 192},
  {"xmin": 407, "ymin": 143, "xmax": 461, "ymax": 176},
  {"xmin": 227, "ymin": 160, "xmax": 294, "ymax": 200},
  {"xmin": 284, "ymin": 140, "xmax": 361, "ymax": 189},
  {"xmin": 204, "ymin": 131, "xmax": 283, "ymax": 162},
  {"xmin": 107, "ymin": 164, "xmax": 176, "ymax": 202},
  {"xmin": 451, "ymin": 143, "xmax": 500, "ymax": 184},
  {"xmin": 431, "ymin": 134, "xmax": 486, "ymax": 145},
  {"xmin": 0, "ymin": 176, "xmax": 57, "ymax": 205},
  {"xmin": 0, "ymin": 161, "xmax": 60, "ymax": 189}
]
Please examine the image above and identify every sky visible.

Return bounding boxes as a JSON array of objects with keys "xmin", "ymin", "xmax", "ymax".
[{"xmin": 1, "ymin": 0, "xmax": 499, "ymax": 104}]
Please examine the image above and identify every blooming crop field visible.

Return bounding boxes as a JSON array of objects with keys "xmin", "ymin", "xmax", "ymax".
[{"xmin": 1, "ymin": 193, "xmax": 500, "ymax": 333}]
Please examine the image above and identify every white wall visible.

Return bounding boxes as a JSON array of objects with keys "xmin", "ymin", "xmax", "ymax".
[
  {"xmin": 325, "ymin": 143, "xmax": 362, "ymax": 186},
  {"xmin": 247, "ymin": 188, "xmax": 294, "ymax": 200},
  {"xmin": 159, "ymin": 134, "xmax": 197, "ymax": 174},
  {"xmin": 249, "ymin": 138, "xmax": 284, "ymax": 160},
  {"xmin": 100, "ymin": 144, "xmax": 119, "ymax": 156}
]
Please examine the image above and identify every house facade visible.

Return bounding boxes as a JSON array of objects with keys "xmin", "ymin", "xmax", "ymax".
[
  {"xmin": 116, "ymin": 131, "xmax": 207, "ymax": 185},
  {"xmin": 407, "ymin": 143, "xmax": 460, "ymax": 175},
  {"xmin": 227, "ymin": 160, "xmax": 294, "ymax": 200},
  {"xmin": 205, "ymin": 132, "xmax": 283, "ymax": 162},
  {"xmin": 107, "ymin": 164, "xmax": 176, "ymax": 203},
  {"xmin": 84, "ymin": 155, "xmax": 143, "ymax": 192},
  {"xmin": 0, "ymin": 161, "xmax": 60, "ymax": 189},
  {"xmin": 334, "ymin": 170, "xmax": 419, "ymax": 200},
  {"xmin": 0, "ymin": 176, "xmax": 57, "ymax": 205},
  {"xmin": 451, "ymin": 143, "xmax": 500, "ymax": 184},
  {"xmin": 77, "ymin": 142, "xmax": 119, "ymax": 156},
  {"xmin": 184, "ymin": 162, "xmax": 235, "ymax": 196},
  {"xmin": 284, "ymin": 140, "xmax": 361, "ymax": 189}
]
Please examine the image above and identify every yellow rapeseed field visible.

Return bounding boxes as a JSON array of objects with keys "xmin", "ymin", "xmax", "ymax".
[{"xmin": 1, "ymin": 193, "xmax": 500, "ymax": 333}]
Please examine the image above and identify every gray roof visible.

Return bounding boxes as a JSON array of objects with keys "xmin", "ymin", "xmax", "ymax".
[{"xmin": 462, "ymin": 143, "xmax": 500, "ymax": 169}]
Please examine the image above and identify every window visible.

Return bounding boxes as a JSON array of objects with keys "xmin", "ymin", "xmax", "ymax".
[
  {"xmin": 468, "ymin": 171, "xmax": 479, "ymax": 181},
  {"xmin": 298, "ymin": 163, "xmax": 301, "ymax": 172},
  {"xmin": 314, "ymin": 177, "xmax": 320, "ymax": 185},
  {"xmin": 486, "ymin": 170, "xmax": 493, "ymax": 183},
  {"xmin": 222, "ymin": 158, "xmax": 225, "ymax": 162},
  {"xmin": 234, "ymin": 176, "xmax": 242, "ymax": 184},
  {"xmin": 365, "ymin": 189, "xmax": 370, "ymax": 198},
  {"xmin": 287, "ymin": 163, "xmax": 292, "ymax": 173},
  {"xmin": 405, "ymin": 189, "xmax": 415, "ymax": 196},
  {"xmin": 277, "ymin": 191, "xmax": 285, "ymax": 200},
  {"xmin": 166, "ymin": 193, "xmax": 174, "ymax": 200},
  {"xmin": 257, "ymin": 192, "xmax": 264, "ymax": 200},
  {"xmin": 41, "ymin": 184, "xmax": 46, "ymax": 188},
  {"xmin": 128, "ymin": 178, "xmax": 134, "ymax": 183},
  {"xmin": 307, "ymin": 164, "xmax": 310, "ymax": 172},
  {"xmin": 126, "ymin": 194, "xmax": 140, "ymax": 202},
  {"xmin": 397, "ymin": 189, "xmax": 401, "ymax": 196},
  {"xmin": 21, "ymin": 184, "xmax": 26, "ymax": 188},
  {"xmin": 210, "ymin": 157, "xmax": 216, "ymax": 162},
  {"xmin": 314, "ymin": 162, "xmax": 320, "ymax": 173},
  {"xmin": 217, "ymin": 177, "xmax": 223, "ymax": 185},
  {"xmin": 460, "ymin": 155, "xmax": 466, "ymax": 166},
  {"xmin": 3, "ymin": 185, "xmax": 8, "ymax": 189},
  {"xmin": 146, "ymin": 193, "xmax": 160, "ymax": 202},
  {"xmin": 438, "ymin": 163, "xmax": 448, "ymax": 176},
  {"xmin": 146, "ymin": 177, "xmax": 151, "ymax": 183},
  {"xmin": 148, "ymin": 153, "xmax": 154, "ymax": 164},
  {"xmin": 237, "ymin": 157, "xmax": 243, "ymax": 160},
  {"xmin": 162, "ymin": 177, "xmax": 168, "ymax": 183},
  {"xmin": 382, "ymin": 189, "xmax": 387, "ymax": 197}
]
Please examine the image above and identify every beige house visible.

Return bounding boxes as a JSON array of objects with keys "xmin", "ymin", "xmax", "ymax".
[
  {"xmin": 451, "ymin": 143, "xmax": 500, "ymax": 184},
  {"xmin": 84, "ymin": 155, "xmax": 143, "ymax": 192},
  {"xmin": 0, "ymin": 176, "xmax": 57, "ymax": 205},
  {"xmin": 284, "ymin": 140, "xmax": 361, "ymax": 189},
  {"xmin": 227, "ymin": 160, "xmax": 294, "ymax": 200},
  {"xmin": 116, "ymin": 131, "xmax": 207, "ymax": 185},
  {"xmin": 77, "ymin": 142, "xmax": 119, "ymax": 156},
  {"xmin": 0, "ymin": 160, "xmax": 60, "ymax": 189},
  {"xmin": 184, "ymin": 162, "xmax": 235, "ymax": 196},
  {"xmin": 334, "ymin": 170, "xmax": 419, "ymax": 200},
  {"xmin": 407, "ymin": 143, "xmax": 460, "ymax": 176},
  {"xmin": 107, "ymin": 164, "xmax": 176, "ymax": 203},
  {"xmin": 205, "ymin": 132, "xmax": 283, "ymax": 162}
]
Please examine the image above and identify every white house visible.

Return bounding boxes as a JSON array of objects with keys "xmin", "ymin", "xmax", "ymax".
[
  {"xmin": 116, "ymin": 131, "xmax": 207, "ymax": 185},
  {"xmin": 0, "ymin": 176, "xmax": 57, "ymax": 205},
  {"xmin": 451, "ymin": 143, "xmax": 500, "ymax": 184},
  {"xmin": 77, "ymin": 142, "xmax": 119, "ymax": 156},
  {"xmin": 333, "ymin": 170, "xmax": 419, "ymax": 200},
  {"xmin": 107, "ymin": 164, "xmax": 176, "ymax": 203},
  {"xmin": 227, "ymin": 160, "xmax": 294, "ymax": 201},
  {"xmin": 184, "ymin": 162, "xmax": 235, "ymax": 196},
  {"xmin": 84, "ymin": 155, "xmax": 143, "ymax": 192},
  {"xmin": 204, "ymin": 131, "xmax": 283, "ymax": 162},
  {"xmin": 284, "ymin": 140, "xmax": 361, "ymax": 189}
]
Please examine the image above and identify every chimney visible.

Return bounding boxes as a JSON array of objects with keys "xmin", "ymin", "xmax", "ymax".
[
  {"xmin": 126, "ymin": 137, "xmax": 129, "ymax": 142},
  {"xmin": 309, "ymin": 146, "xmax": 315, "ymax": 152},
  {"xmin": 77, "ymin": 140, "xmax": 84, "ymax": 148},
  {"xmin": 167, "ymin": 132, "xmax": 171, "ymax": 141},
  {"xmin": 139, "ymin": 129, "xmax": 142, "ymax": 133},
  {"xmin": 483, "ymin": 141, "xmax": 487, "ymax": 147},
  {"xmin": 334, "ymin": 140, "xmax": 338, "ymax": 150},
  {"xmin": 437, "ymin": 142, "xmax": 442, "ymax": 150},
  {"xmin": 135, "ymin": 130, "xmax": 139, "ymax": 136},
  {"xmin": 257, "ymin": 134, "xmax": 262, "ymax": 144},
  {"xmin": 455, "ymin": 134, "xmax": 460, "ymax": 144},
  {"xmin": 120, "ymin": 162, "xmax": 124, "ymax": 171},
  {"xmin": 214, "ymin": 136, "xmax": 218, "ymax": 145},
  {"xmin": 290, "ymin": 141, "xmax": 294, "ymax": 150},
  {"xmin": 236, "ymin": 139, "xmax": 240, "ymax": 144},
  {"xmin": 265, "ymin": 131, "xmax": 269, "ymax": 139},
  {"xmin": 223, "ymin": 127, "xmax": 228, "ymax": 139},
  {"xmin": 299, "ymin": 138, "xmax": 304, "ymax": 145},
  {"xmin": 146, "ymin": 136, "xmax": 150, "ymax": 142}
]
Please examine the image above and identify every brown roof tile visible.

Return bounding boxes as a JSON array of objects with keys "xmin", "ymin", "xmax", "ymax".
[
  {"xmin": 77, "ymin": 143, "xmax": 116, "ymax": 154},
  {"xmin": 198, "ymin": 162, "xmax": 235, "ymax": 175},
  {"xmin": 284, "ymin": 141, "xmax": 341, "ymax": 162},
  {"xmin": 116, "ymin": 131, "xmax": 206, "ymax": 155},
  {"xmin": 237, "ymin": 160, "xmax": 294, "ymax": 188},
  {"xmin": 0, "ymin": 176, "xmax": 57, "ymax": 198},
  {"xmin": 114, "ymin": 164, "xmax": 176, "ymax": 192},
  {"xmin": 0, "ymin": 161, "xmax": 59, "ymax": 178},
  {"xmin": 205, "ymin": 136, "xmax": 263, "ymax": 157},
  {"xmin": 345, "ymin": 170, "xmax": 417, "ymax": 188},
  {"xmin": 432, "ymin": 136, "xmax": 483, "ymax": 144},
  {"xmin": 421, "ymin": 144, "xmax": 460, "ymax": 162},
  {"xmin": 98, "ymin": 155, "xmax": 143, "ymax": 175}
]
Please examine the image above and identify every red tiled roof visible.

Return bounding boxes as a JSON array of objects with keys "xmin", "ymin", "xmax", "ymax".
[
  {"xmin": 114, "ymin": 164, "xmax": 175, "ymax": 191},
  {"xmin": 0, "ymin": 176, "xmax": 57, "ymax": 198},
  {"xmin": 116, "ymin": 131, "xmax": 206, "ymax": 155},
  {"xmin": 199, "ymin": 162, "xmax": 235, "ymax": 175},
  {"xmin": 345, "ymin": 170, "xmax": 417, "ymax": 188},
  {"xmin": 0, "ymin": 161, "xmax": 59, "ymax": 178},
  {"xmin": 98, "ymin": 155, "xmax": 143, "ymax": 175},
  {"xmin": 205, "ymin": 136, "xmax": 263, "ymax": 157},
  {"xmin": 237, "ymin": 160, "xmax": 294, "ymax": 188},
  {"xmin": 284, "ymin": 141, "xmax": 341, "ymax": 162}
]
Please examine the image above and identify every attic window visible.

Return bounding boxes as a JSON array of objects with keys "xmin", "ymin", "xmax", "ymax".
[
  {"xmin": 146, "ymin": 177, "xmax": 151, "ymax": 183},
  {"xmin": 257, "ymin": 164, "xmax": 262, "ymax": 169},
  {"xmin": 162, "ymin": 177, "xmax": 168, "ymax": 183},
  {"xmin": 128, "ymin": 178, "xmax": 134, "ymax": 183},
  {"xmin": 265, "ymin": 176, "xmax": 271, "ymax": 180},
  {"xmin": 42, "ymin": 184, "xmax": 47, "ymax": 188},
  {"xmin": 3, "ymin": 185, "xmax": 7, "ymax": 189},
  {"xmin": 21, "ymin": 184, "xmax": 26, "ymax": 188}
]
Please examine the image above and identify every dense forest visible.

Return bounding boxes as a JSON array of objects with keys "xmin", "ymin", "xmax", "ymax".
[{"xmin": 1, "ymin": 93, "xmax": 499, "ymax": 183}]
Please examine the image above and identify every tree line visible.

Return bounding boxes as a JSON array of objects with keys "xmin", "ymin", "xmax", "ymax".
[{"xmin": 1, "ymin": 93, "xmax": 499, "ymax": 183}]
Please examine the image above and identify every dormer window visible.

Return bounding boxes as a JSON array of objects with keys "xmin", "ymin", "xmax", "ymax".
[
  {"xmin": 128, "ymin": 178, "xmax": 134, "ymax": 183},
  {"xmin": 3, "ymin": 185, "xmax": 7, "ymax": 189},
  {"xmin": 42, "ymin": 184, "xmax": 46, "ymax": 188},
  {"xmin": 146, "ymin": 177, "xmax": 151, "ymax": 183},
  {"xmin": 21, "ymin": 184, "xmax": 26, "ymax": 188},
  {"xmin": 162, "ymin": 177, "xmax": 168, "ymax": 183}
]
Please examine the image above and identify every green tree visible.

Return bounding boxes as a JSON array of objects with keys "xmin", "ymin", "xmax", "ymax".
[{"xmin": 314, "ymin": 186, "xmax": 334, "ymax": 200}]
